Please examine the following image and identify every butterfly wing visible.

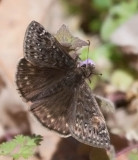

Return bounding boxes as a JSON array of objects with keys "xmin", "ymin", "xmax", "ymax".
[
  {"xmin": 68, "ymin": 83, "xmax": 110, "ymax": 149},
  {"xmin": 16, "ymin": 21, "xmax": 77, "ymax": 137},
  {"xmin": 16, "ymin": 58, "xmax": 67, "ymax": 101},
  {"xmin": 24, "ymin": 21, "xmax": 76, "ymax": 69},
  {"xmin": 30, "ymin": 86, "xmax": 74, "ymax": 136},
  {"xmin": 16, "ymin": 58, "xmax": 74, "ymax": 136}
]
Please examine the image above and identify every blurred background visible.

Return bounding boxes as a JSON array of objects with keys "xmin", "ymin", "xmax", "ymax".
[{"xmin": 0, "ymin": 0, "xmax": 138, "ymax": 160}]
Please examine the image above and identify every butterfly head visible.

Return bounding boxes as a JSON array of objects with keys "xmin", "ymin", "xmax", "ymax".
[{"xmin": 79, "ymin": 59, "xmax": 96, "ymax": 79}]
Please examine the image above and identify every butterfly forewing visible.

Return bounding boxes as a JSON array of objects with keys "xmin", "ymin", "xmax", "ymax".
[
  {"xmin": 68, "ymin": 83, "xmax": 110, "ymax": 149},
  {"xmin": 24, "ymin": 21, "xmax": 76, "ymax": 69}
]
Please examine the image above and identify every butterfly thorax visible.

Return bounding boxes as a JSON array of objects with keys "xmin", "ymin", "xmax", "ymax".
[{"xmin": 62, "ymin": 64, "xmax": 95, "ymax": 88}]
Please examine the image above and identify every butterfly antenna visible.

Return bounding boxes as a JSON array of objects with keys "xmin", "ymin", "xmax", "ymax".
[
  {"xmin": 93, "ymin": 71, "xmax": 102, "ymax": 76},
  {"xmin": 86, "ymin": 40, "xmax": 90, "ymax": 67}
]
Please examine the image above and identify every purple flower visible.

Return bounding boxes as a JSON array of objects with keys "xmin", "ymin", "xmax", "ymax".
[{"xmin": 80, "ymin": 59, "xmax": 95, "ymax": 67}]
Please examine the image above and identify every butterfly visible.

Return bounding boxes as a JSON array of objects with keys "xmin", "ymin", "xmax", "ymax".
[{"xmin": 16, "ymin": 21, "xmax": 110, "ymax": 149}]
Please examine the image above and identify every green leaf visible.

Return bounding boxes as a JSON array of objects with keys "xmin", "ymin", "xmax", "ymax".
[
  {"xmin": 101, "ymin": 1, "xmax": 138, "ymax": 41},
  {"xmin": 111, "ymin": 70, "xmax": 134, "ymax": 91},
  {"xmin": 129, "ymin": 152, "xmax": 138, "ymax": 160},
  {"xmin": 89, "ymin": 19, "xmax": 101, "ymax": 32},
  {"xmin": 0, "ymin": 134, "xmax": 43, "ymax": 160},
  {"xmin": 0, "ymin": 141, "xmax": 16, "ymax": 156},
  {"xmin": 31, "ymin": 134, "xmax": 43, "ymax": 145},
  {"xmin": 93, "ymin": 0, "xmax": 112, "ymax": 10},
  {"xmin": 13, "ymin": 135, "xmax": 26, "ymax": 145}
]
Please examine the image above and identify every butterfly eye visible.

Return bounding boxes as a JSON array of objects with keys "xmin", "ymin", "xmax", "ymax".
[{"xmin": 81, "ymin": 64, "xmax": 86, "ymax": 67}]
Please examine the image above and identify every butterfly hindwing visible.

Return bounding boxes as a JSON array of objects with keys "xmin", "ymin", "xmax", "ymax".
[
  {"xmin": 68, "ymin": 83, "xmax": 110, "ymax": 149},
  {"xmin": 30, "ymin": 82, "xmax": 76, "ymax": 136},
  {"xmin": 24, "ymin": 21, "xmax": 76, "ymax": 69},
  {"xmin": 31, "ymin": 104, "xmax": 70, "ymax": 137}
]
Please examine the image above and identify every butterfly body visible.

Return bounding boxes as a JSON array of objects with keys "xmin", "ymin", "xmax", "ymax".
[{"xmin": 16, "ymin": 21, "xmax": 110, "ymax": 149}]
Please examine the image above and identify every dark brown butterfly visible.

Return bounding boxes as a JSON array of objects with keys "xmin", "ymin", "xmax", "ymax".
[{"xmin": 16, "ymin": 21, "xmax": 110, "ymax": 149}]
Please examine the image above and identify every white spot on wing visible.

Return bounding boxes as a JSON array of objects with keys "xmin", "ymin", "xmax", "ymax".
[
  {"xmin": 47, "ymin": 114, "xmax": 51, "ymax": 118},
  {"xmin": 24, "ymin": 76, "xmax": 28, "ymax": 80},
  {"xmin": 51, "ymin": 119, "xmax": 55, "ymax": 123},
  {"xmin": 26, "ymin": 81, "xmax": 30, "ymax": 85},
  {"xmin": 40, "ymin": 30, "xmax": 45, "ymax": 36},
  {"xmin": 34, "ymin": 56, "xmax": 38, "ymax": 59}
]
